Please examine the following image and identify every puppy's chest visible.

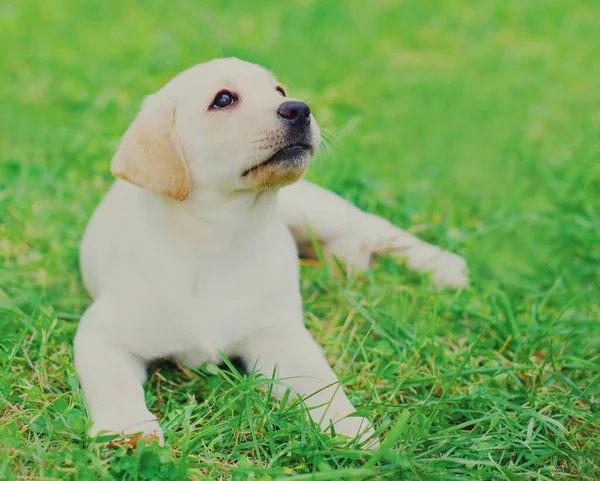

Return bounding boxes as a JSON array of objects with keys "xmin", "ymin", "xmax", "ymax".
[{"xmin": 176, "ymin": 239, "xmax": 300, "ymax": 343}]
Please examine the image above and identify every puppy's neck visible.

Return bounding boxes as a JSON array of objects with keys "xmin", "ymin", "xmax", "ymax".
[
  {"xmin": 185, "ymin": 188, "xmax": 277, "ymax": 224},
  {"xmin": 143, "ymin": 186, "xmax": 281, "ymax": 241}
]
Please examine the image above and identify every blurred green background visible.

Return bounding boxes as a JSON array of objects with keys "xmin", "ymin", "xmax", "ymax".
[
  {"xmin": 1, "ymin": 1, "xmax": 599, "ymax": 479},
  {"xmin": 3, "ymin": 0, "xmax": 600, "ymax": 294}
]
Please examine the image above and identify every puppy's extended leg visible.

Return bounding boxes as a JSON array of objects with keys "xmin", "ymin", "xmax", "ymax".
[
  {"xmin": 278, "ymin": 180, "xmax": 468, "ymax": 288},
  {"xmin": 74, "ymin": 301, "xmax": 163, "ymax": 446},
  {"xmin": 241, "ymin": 325, "xmax": 378, "ymax": 448}
]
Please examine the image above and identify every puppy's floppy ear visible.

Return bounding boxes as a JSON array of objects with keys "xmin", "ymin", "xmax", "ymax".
[{"xmin": 111, "ymin": 94, "xmax": 191, "ymax": 201}]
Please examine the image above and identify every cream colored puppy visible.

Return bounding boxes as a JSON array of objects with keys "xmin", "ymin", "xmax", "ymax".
[{"xmin": 75, "ymin": 58, "xmax": 467, "ymax": 449}]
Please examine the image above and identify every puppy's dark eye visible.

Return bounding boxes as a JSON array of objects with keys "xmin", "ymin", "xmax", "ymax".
[
  {"xmin": 211, "ymin": 90, "xmax": 237, "ymax": 109},
  {"xmin": 276, "ymin": 86, "xmax": 286, "ymax": 97}
]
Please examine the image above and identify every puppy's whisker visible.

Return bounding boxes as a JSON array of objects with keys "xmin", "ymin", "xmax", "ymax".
[
  {"xmin": 320, "ymin": 127, "xmax": 336, "ymax": 141},
  {"xmin": 317, "ymin": 137, "xmax": 335, "ymax": 161}
]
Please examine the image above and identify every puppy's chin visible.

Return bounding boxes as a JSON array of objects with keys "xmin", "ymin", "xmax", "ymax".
[{"xmin": 240, "ymin": 146, "xmax": 312, "ymax": 189}]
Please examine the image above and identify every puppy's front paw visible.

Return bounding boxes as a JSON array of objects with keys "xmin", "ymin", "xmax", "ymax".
[
  {"xmin": 430, "ymin": 251, "xmax": 468, "ymax": 289},
  {"xmin": 91, "ymin": 418, "xmax": 164, "ymax": 448},
  {"xmin": 333, "ymin": 416, "xmax": 379, "ymax": 450}
]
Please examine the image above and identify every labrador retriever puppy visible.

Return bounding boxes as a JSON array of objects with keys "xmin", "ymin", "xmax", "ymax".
[{"xmin": 75, "ymin": 58, "xmax": 467, "ymax": 449}]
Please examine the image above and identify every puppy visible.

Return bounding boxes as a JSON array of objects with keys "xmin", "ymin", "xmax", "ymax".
[{"xmin": 75, "ymin": 58, "xmax": 467, "ymax": 449}]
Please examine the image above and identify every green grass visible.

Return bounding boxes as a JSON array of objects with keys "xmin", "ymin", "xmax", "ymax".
[{"xmin": 1, "ymin": 0, "xmax": 599, "ymax": 479}]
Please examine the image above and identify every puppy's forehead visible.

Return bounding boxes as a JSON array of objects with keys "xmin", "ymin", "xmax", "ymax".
[{"xmin": 162, "ymin": 58, "xmax": 278, "ymax": 97}]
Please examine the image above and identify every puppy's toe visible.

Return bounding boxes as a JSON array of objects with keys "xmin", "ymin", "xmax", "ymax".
[
  {"xmin": 431, "ymin": 252, "xmax": 469, "ymax": 289},
  {"xmin": 91, "ymin": 419, "xmax": 165, "ymax": 448},
  {"xmin": 333, "ymin": 416, "xmax": 379, "ymax": 450},
  {"xmin": 359, "ymin": 432, "xmax": 380, "ymax": 451},
  {"xmin": 108, "ymin": 430, "xmax": 163, "ymax": 449}
]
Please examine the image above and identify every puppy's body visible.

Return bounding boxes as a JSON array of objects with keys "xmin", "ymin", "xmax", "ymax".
[
  {"xmin": 80, "ymin": 182, "xmax": 295, "ymax": 360},
  {"xmin": 75, "ymin": 58, "xmax": 467, "ymax": 449},
  {"xmin": 78, "ymin": 181, "xmax": 323, "ymax": 443}
]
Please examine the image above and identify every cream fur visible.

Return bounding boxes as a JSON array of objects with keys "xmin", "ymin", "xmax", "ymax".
[{"xmin": 75, "ymin": 58, "xmax": 467, "ymax": 450}]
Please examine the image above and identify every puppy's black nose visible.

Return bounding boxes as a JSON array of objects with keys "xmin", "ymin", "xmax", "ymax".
[{"xmin": 277, "ymin": 101, "xmax": 311, "ymax": 128}]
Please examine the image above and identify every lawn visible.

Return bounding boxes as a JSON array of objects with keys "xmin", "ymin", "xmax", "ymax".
[{"xmin": 1, "ymin": 0, "xmax": 599, "ymax": 479}]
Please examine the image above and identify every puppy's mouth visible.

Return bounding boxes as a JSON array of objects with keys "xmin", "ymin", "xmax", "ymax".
[{"xmin": 241, "ymin": 142, "xmax": 313, "ymax": 177}]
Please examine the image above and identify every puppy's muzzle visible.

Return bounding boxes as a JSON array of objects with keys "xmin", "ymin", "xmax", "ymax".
[{"xmin": 241, "ymin": 101, "xmax": 315, "ymax": 179}]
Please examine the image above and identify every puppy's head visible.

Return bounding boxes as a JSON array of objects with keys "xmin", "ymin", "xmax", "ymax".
[{"xmin": 111, "ymin": 58, "xmax": 321, "ymax": 201}]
